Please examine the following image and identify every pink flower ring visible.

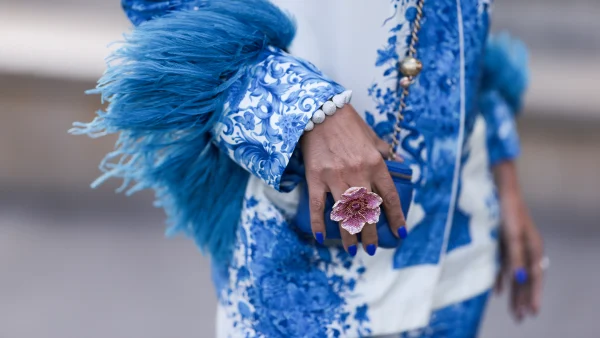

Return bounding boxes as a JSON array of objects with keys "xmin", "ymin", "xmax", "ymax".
[{"xmin": 330, "ymin": 187, "xmax": 383, "ymax": 235}]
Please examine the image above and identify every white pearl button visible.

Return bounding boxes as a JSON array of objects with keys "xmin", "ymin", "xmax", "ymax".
[
  {"xmin": 332, "ymin": 94, "xmax": 345, "ymax": 108},
  {"xmin": 342, "ymin": 90, "xmax": 353, "ymax": 104},
  {"xmin": 322, "ymin": 101, "xmax": 337, "ymax": 116},
  {"xmin": 304, "ymin": 120, "xmax": 315, "ymax": 131},
  {"xmin": 312, "ymin": 109, "xmax": 326, "ymax": 124}
]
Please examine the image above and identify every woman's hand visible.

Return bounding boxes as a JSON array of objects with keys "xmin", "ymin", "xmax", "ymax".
[
  {"xmin": 300, "ymin": 104, "xmax": 406, "ymax": 256},
  {"xmin": 494, "ymin": 161, "xmax": 544, "ymax": 322}
]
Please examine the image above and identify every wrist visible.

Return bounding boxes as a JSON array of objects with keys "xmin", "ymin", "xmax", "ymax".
[
  {"xmin": 303, "ymin": 90, "xmax": 353, "ymax": 132},
  {"xmin": 493, "ymin": 160, "xmax": 522, "ymax": 199}
]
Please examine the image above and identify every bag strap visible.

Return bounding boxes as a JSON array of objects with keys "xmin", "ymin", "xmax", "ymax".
[{"xmin": 388, "ymin": 0, "xmax": 426, "ymax": 160}]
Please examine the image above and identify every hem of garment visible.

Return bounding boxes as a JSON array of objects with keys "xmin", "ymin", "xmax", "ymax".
[
  {"xmin": 215, "ymin": 250, "xmax": 442, "ymax": 337},
  {"xmin": 432, "ymin": 241, "xmax": 497, "ymax": 310},
  {"xmin": 351, "ymin": 251, "xmax": 440, "ymax": 336}
]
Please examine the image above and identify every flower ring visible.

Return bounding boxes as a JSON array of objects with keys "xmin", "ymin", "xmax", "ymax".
[{"xmin": 330, "ymin": 187, "xmax": 383, "ymax": 235}]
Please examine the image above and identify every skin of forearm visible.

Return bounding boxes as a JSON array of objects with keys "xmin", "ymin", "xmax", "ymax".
[{"xmin": 493, "ymin": 160, "xmax": 522, "ymax": 200}]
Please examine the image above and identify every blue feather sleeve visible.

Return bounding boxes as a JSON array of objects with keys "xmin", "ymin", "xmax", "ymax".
[
  {"xmin": 69, "ymin": 0, "xmax": 334, "ymax": 265},
  {"xmin": 479, "ymin": 32, "xmax": 529, "ymax": 166}
]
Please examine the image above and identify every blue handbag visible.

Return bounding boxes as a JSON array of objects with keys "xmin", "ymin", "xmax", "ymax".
[{"xmin": 294, "ymin": 160, "xmax": 414, "ymax": 248}]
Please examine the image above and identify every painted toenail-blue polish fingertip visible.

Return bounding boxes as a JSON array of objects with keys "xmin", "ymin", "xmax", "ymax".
[
  {"xmin": 315, "ymin": 232, "xmax": 324, "ymax": 244},
  {"xmin": 366, "ymin": 244, "xmax": 377, "ymax": 256},
  {"xmin": 398, "ymin": 226, "xmax": 408, "ymax": 239},
  {"xmin": 348, "ymin": 245, "xmax": 358, "ymax": 257},
  {"xmin": 515, "ymin": 268, "xmax": 528, "ymax": 284}
]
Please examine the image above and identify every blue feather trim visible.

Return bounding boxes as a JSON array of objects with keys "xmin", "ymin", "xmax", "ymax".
[
  {"xmin": 71, "ymin": 0, "xmax": 296, "ymax": 264},
  {"xmin": 481, "ymin": 32, "xmax": 530, "ymax": 114}
]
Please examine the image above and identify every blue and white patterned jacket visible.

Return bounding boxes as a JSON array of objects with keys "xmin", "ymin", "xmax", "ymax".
[
  {"xmin": 210, "ymin": 1, "xmax": 527, "ymax": 336},
  {"xmin": 104, "ymin": 0, "xmax": 529, "ymax": 336}
]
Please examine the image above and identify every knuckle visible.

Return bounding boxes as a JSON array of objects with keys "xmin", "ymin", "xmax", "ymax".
[
  {"xmin": 366, "ymin": 152, "xmax": 383, "ymax": 167},
  {"xmin": 363, "ymin": 223, "xmax": 378, "ymax": 235},
  {"xmin": 532, "ymin": 234, "xmax": 544, "ymax": 251},
  {"xmin": 373, "ymin": 170, "xmax": 391, "ymax": 182},
  {"xmin": 530, "ymin": 241, "xmax": 543, "ymax": 257},
  {"xmin": 383, "ymin": 190, "xmax": 401, "ymax": 207},
  {"xmin": 310, "ymin": 197, "xmax": 325, "ymax": 212},
  {"xmin": 308, "ymin": 164, "xmax": 325, "ymax": 176},
  {"xmin": 346, "ymin": 159, "xmax": 363, "ymax": 173},
  {"xmin": 507, "ymin": 232, "xmax": 523, "ymax": 244},
  {"xmin": 324, "ymin": 160, "xmax": 345, "ymax": 173},
  {"xmin": 310, "ymin": 220, "xmax": 325, "ymax": 231},
  {"xmin": 361, "ymin": 233, "xmax": 376, "ymax": 243}
]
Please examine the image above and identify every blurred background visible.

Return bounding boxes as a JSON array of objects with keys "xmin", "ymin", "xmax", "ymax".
[{"xmin": 1, "ymin": 0, "xmax": 599, "ymax": 337}]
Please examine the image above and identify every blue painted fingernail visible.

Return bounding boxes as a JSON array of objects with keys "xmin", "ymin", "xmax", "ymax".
[
  {"xmin": 398, "ymin": 226, "xmax": 408, "ymax": 239},
  {"xmin": 366, "ymin": 244, "xmax": 377, "ymax": 256},
  {"xmin": 315, "ymin": 232, "xmax": 324, "ymax": 245},
  {"xmin": 515, "ymin": 268, "xmax": 528, "ymax": 285},
  {"xmin": 348, "ymin": 245, "xmax": 357, "ymax": 257}
]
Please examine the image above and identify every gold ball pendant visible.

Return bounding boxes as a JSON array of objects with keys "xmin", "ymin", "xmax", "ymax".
[{"xmin": 400, "ymin": 57, "xmax": 423, "ymax": 77}]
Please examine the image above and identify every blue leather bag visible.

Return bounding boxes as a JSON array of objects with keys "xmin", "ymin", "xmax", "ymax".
[{"xmin": 294, "ymin": 160, "xmax": 414, "ymax": 248}]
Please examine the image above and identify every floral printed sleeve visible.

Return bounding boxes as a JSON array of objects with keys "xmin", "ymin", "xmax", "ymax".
[
  {"xmin": 479, "ymin": 33, "xmax": 529, "ymax": 166},
  {"xmin": 213, "ymin": 47, "xmax": 346, "ymax": 192},
  {"xmin": 479, "ymin": 90, "xmax": 521, "ymax": 166}
]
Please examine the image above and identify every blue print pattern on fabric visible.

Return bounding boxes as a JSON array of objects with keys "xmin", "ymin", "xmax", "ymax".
[
  {"xmin": 215, "ymin": 192, "xmax": 371, "ymax": 337},
  {"xmin": 480, "ymin": 91, "xmax": 521, "ymax": 166},
  {"xmin": 442, "ymin": 0, "xmax": 491, "ymax": 254},
  {"xmin": 446, "ymin": 195, "xmax": 473, "ymax": 252},
  {"xmin": 364, "ymin": 0, "xmax": 505, "ymax": 264},
  {"xmin": 365, "ymin": 0, "xmax": 408, "ymax": 141},
  {"xmin": 91, "ymin": 1, "xmax": 520, "ymax": 335},
  {"xmin": 378, "ymin": 0, "xmax": 466, "ymax": 269},
  {"xmin": 399, "ymin": 290, "xmax": 491, "ymax": 337},
  {"xmin": 214, "ymin": 47, "xmax": 345, "ymax": 192}
]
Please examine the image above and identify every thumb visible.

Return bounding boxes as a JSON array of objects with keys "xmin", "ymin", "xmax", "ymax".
[{"xmin": 366, "ymin": 127, "xmax": 396, "ymax": 159}]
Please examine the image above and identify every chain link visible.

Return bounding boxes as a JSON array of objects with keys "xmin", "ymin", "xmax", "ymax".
[{"xmin": 388, "ymin": 0, "xmax": 425, "ymax": 160}]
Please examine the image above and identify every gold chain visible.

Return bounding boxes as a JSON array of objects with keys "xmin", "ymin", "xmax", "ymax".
[{"xmin": 388, "ymin": 0, "xmax": 425, "ymax": 160}]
